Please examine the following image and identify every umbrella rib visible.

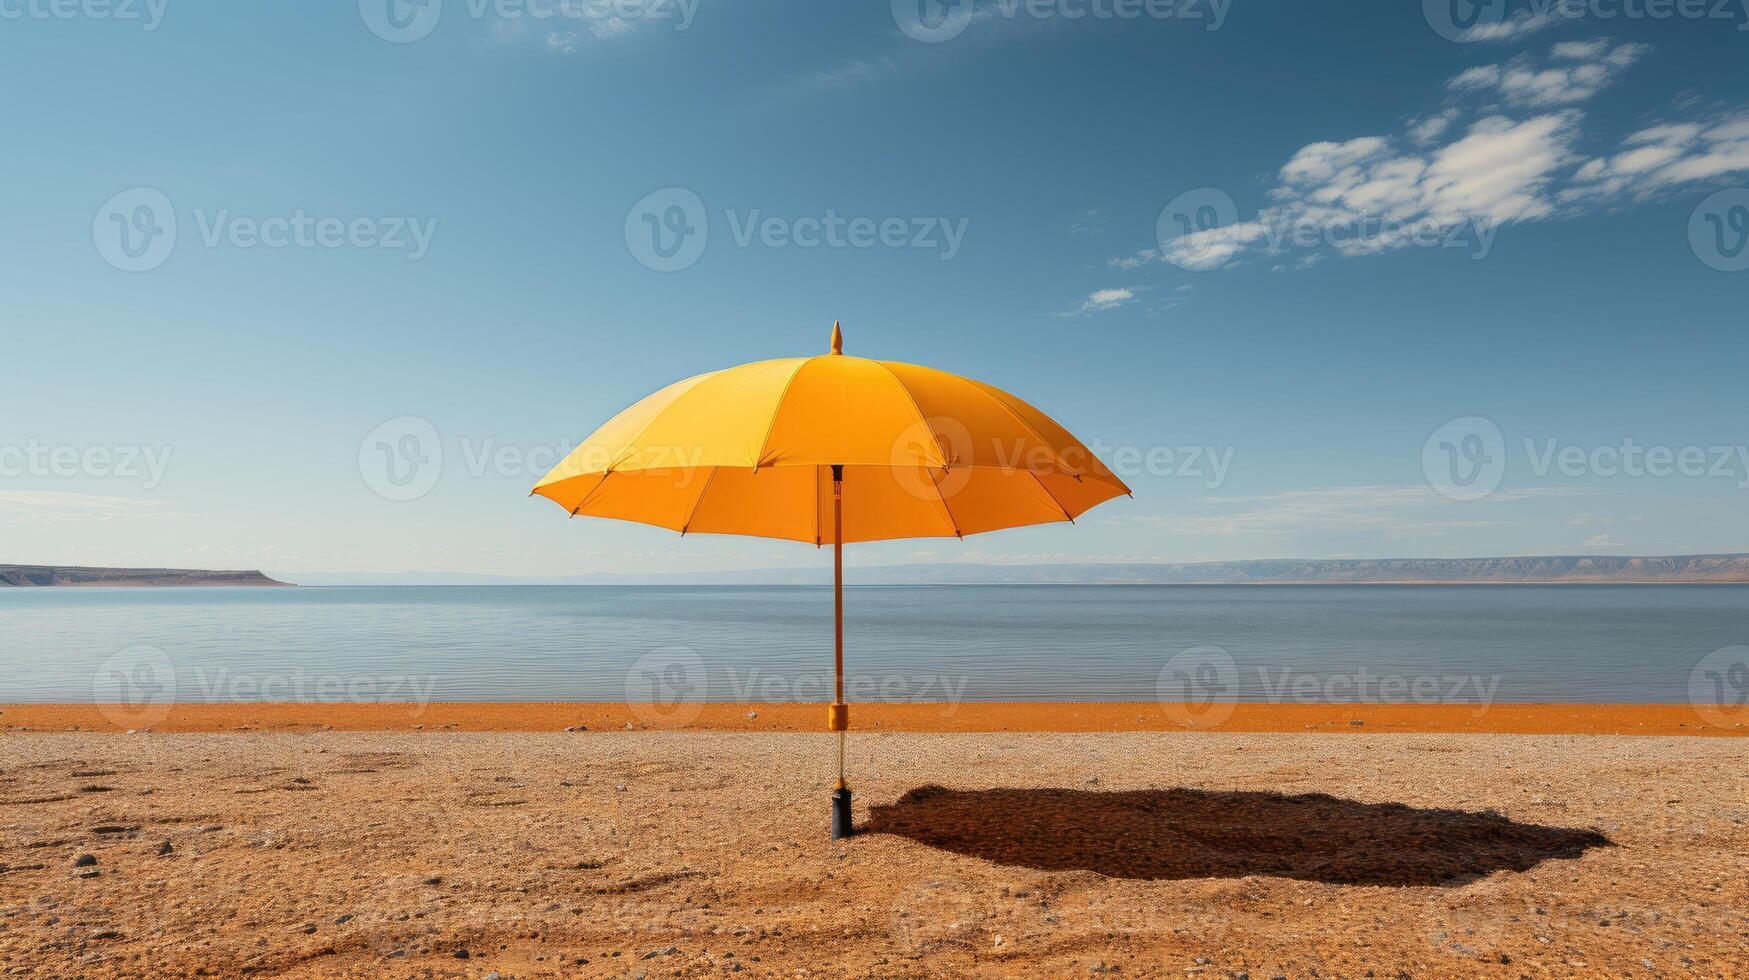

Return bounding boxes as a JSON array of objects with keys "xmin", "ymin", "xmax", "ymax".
[
  {"xmin": 1029, "ymin": 469, "xmax": 1076, "ymax": 524},
  {"xmin": 931, "ymin": 469, "xmax": 966, "ymax": 540},
  {"xmin": 871, "ymin": 360, "xmax": 963, "ymax": 538},
  {"xmin": 678, "ymin": 465, "xmax": 720, "ymax": 535},
  {"xmin": 872, "ymin": 360, "xmax": 951, "ymax": 470},
  {"xmin": 569, "ymin": 470, "xmax": 615, "ymax": 516},
  {"xmin": 752, "ymin": 358, "xmax": 813, "ymax": 467},
  {"xmin": 963, "ymin": 377, "xmax": 1086, "ymax": 481}
]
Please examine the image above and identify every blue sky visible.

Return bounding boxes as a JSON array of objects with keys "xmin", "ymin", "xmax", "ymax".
[{"xmin": 3, "ymin": 0, "xmax": 1748, "ymax": 579}]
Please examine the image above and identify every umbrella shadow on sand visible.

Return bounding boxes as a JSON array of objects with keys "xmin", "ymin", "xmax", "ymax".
[{"xmin": 865, "ymin": 785, "xmax": 1612, "ymax": 886}]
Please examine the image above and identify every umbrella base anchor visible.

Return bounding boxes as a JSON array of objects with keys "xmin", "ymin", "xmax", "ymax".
[{"xmin": 831, "ymin": 784, "xmax": 854, "ymax": 840}]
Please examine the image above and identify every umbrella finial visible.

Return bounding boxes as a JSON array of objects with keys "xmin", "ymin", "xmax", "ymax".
[{"xmin": 830, "ymin": 320, "xmax": 843, "ymax": 355}]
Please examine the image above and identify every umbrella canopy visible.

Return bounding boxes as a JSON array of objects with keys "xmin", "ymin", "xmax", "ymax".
[
  {"xmin": 531, "ymin": 324, "xmax": 1130, "ymax": 539},
  {"xmin": 531, "ymin": 324, "xmax": 1130, "ymax": 839}
]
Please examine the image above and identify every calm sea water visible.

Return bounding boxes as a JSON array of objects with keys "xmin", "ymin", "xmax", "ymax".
[{"xmin": 2, "ymin": 585, "xmax": 1745, "ymax": 703}]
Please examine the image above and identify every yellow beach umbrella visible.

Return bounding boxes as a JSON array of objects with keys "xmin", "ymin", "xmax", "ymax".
[{"xmin": 532, "ymin": 323, "xmax": 1130, "ymax": 837}]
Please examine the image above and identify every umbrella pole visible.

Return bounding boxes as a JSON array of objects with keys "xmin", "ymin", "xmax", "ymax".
[{"xmin": 829, "ymin": 464, "xmax": 852, "ymax": 840}]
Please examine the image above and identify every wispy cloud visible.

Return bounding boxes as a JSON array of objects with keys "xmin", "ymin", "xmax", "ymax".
[
  {"xmin": 1112, "ymin": 40, "xmax": 1749, "ymax": 272},
  {"xmin": 481, "ymin": 0, "xmax": 696, "ymax": 54},
  {"xmin": 1455, "ymin": 9, "xmax": 1561, "ymax": 43},
  {"xmin": 1052, "ymin": 286, "xmax": 1142, "ymax": 318},
  {"xmin": 1567, "ymin": 110, "xmax": 1749, "ymax": 199},
  {"xmin": 0, "ymin": 491, "xmax": 185, "ymax": 525},
  {"xmin": 1121, "ymin": 485, "xmax": 1602, "ymax": 538},
  {"xmin": 1446, "ymin": 41, "xmax": 1648, "ymax": 107}
]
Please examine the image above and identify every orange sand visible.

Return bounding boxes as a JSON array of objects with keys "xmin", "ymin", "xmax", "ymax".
[{"xmin": 1, "ymin": 701, "xmax": 1741, "ymax": 736}]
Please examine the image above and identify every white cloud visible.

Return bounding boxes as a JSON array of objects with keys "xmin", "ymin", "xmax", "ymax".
[
  {"xmin": 1567, "ymin": 109, "xmax": 1749, "ymax": 198},
  {"xmin": 1123, "ymin": 485, "xmax": 1599, "ymax": 538},
  {"xmin": 1159, "ymin": 221, "xmax": 1270, "ymax": 271},
  {"xmin": 1111, "ymin": 40, "xmax": 1749, "ymax": 272},
  {"xmin": 0, "ymin": 491, "xmax": 183, "ymax": 525},
  {"xmin": 1581, "ymin": 532, "xmax": 1621, "ymax": 548},
  {"xmin": 1407, "ymin": 109, "xmax": 1459, "ymax": 145},
  {"xmin": 1059, "ymin": 287, "xmax": 1141, "ymax": 317},
  {"xmin": 1550, "ymin": 39, "xmax": 1610, "ymax": 60},
  {"xmin": 1457, "ymin": 10, "xmax": 1560, "ymax": 43},
  {"xmin": 1446, "ymin": 42, "xmax": 1648, "ymax": 107}
]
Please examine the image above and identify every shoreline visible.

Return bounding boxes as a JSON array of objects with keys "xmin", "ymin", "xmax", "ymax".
[{"xmin": 2, "ymin": 701, "xmax": 1741, "ymax": 736}]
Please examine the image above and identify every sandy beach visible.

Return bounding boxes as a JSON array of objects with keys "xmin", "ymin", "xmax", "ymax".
[
  {"xmin": 2, "ymin": 721, "xmax": 1745, "ymax": 978},
  {"xmin": 2, "ymin": 701, "xmax": 1744, "ymax": 737}
]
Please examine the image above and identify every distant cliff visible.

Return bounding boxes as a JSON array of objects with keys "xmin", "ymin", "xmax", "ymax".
[
  {"xmin": 0, "ymin": 565, "xmax": 292, "ymax": 587},
  {"xmin": 288, "ymin": 553, "xmax": 1749, "ymax": 586},
  {"xmin": 835, "ymin": 554, "xmax": 1749, "ymax": 585}
]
